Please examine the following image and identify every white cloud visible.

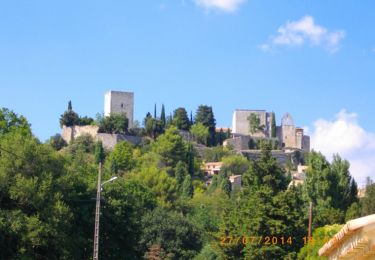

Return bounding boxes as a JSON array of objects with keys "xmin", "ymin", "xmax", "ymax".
[
  {"xmin": 262, "ymin": 16, "xmax": 345, "ymax": 52},
  {"xmin": 310, "ymin": 110, "xmax": 375, "ymax": 186},
  {"xmin": 195, "ymin": 0, "xmax": 246, "ymax": 12}
]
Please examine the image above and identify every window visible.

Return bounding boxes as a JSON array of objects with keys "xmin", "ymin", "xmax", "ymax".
[{"xmin": 121, "ymin": 103, "xmax": 124, "ymax": 108}]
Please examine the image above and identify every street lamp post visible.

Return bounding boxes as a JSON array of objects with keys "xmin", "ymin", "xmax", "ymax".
[{"xmin": 93, "ymin": 162, "xmax": 117, "ymax": 260}]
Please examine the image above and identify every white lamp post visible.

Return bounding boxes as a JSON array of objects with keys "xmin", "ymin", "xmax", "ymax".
[{"xmin": 93, "ymin": 161, "xmax": 117, "ymax": 260}]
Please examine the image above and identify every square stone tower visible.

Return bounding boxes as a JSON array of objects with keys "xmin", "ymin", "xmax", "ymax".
[{"xmin": 104, "ymin": 90, "xmax": 134, "ymax": 129}]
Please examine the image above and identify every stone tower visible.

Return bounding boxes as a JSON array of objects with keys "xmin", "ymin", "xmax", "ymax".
[{"xmin": 104, "ymin": 90, "xmax": 134, "ymax": 129}]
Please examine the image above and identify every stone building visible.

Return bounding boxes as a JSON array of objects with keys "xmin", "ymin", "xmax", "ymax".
[
  {"xmin": 232, "ymin": 109, "xmax": 274, "ymax": 138},
  {"xmin": 61, "ymin": 90, "xmax": 139, "ymax": 149},
  {"xmin": 104, "ymin": 90, "xmax": 134, "ymax": 129},
  {"xmin": 230, "ymin": 110, "xmax": 310, "ymax": 152},
  {"xmin": 276, "ymin": 113, "xmax": 310, "ymax": 151}
]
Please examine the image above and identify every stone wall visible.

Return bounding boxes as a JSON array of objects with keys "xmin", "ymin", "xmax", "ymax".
[
  {"xmin": 223, "ymin": 135, "xmax": 251, "ymax": 151},
  {"xmin": 62, "ymin": 125, "xmax": 141, "ymax": 149},
  {"xmin": 62, "ymin": 125, "xmax": 99, "ymax": 144}
]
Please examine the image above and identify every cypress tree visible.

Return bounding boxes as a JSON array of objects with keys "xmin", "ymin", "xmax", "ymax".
[
  {"xmin": 154, "ymin": 103, "xmax": 157, "ymax": 118},
  {"xmin": 271, "ymin": 112, "xmax": 276, "ymax": 138},
  {"xmin": 160, "ymin": 104, "xmax": 166, "ymax": 127},
  {"xmin": 182, "ymin": 175, "xmax": 194, "ymax": 199},
  {"xmin": 68, "ymin": 100, "xmax": 73, "ymax": 111},
  {"xmin": 175, "ymin": 161, "xmax": 187, "ymax": 187},
  {"xmin": 95, "ymin": 141, "xmax": 105, "ymax": 164}
]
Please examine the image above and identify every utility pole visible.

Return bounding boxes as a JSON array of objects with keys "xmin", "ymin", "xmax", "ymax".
[
  {"xmin": 93, "ymin": 162, "xmax": 102, "ymax": 260},
  {"xmin": 308, "ymin": 202, "xmax": 313, "ymax": 239}
]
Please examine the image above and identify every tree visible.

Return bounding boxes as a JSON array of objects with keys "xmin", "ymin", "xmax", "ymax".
[
  {"xmin": 95, "ymin": 141, "xmax": 105, "ymax": 164},
  {"xmin": 298, "ymin": 224, "xmax": 343, "ymax": 259},
  {"xmin": 48, "ymin": 133, "xmax": 67, "ymax": 151},
  {"xmin": 195, "ymin": 105, "xmax": 216, "ymax": 146},
  {"xmin": 160, "ymin": 104, "xmax": 166, "ymax": 128},
  {"xmin": 221, "ymin": 155, "xmax": 251, "ymax": 177},
  {"xmin": 105, "ymin": 141, "xmax": 134, "ymax": 174},
  {"xmin": 361, "ymin": 181, "xmax": 375, "ymax": 216},
  {"xmin": 139, "ymin": 207, "xmax": 203, "ymax": 259},
  {"xmin": 0, "ymin": 108, "xmax": 31, "ymax": 135},
  {"xmin": 203, "ymin": 146, "xmax": 232, "ymax": 162},
  {"xmin": 99, "ymin": 178, "xmax": 157, "ymax": 259},
  {"xmin": 97, "ymin": 113, "xmax": 129, "ymax": 134},
  {"xmin": 271, "ymin": 112, "xmax": 276, "ymax": 138},
  {"xmin": 219, "ymin": 178, "xmax": 231, "ymax": 196},
  {"xmin": 60, "ymin": 101, "xmax": 80, "ymax": 127},
  {"xmin": 79, "ymin": 116, "xmax": 94, "ymax": 126},
  {"xmin": 182, "ymin": 175, "xmax": 194, "ymax": 199},
  {"xmin": 0, "ymin": 130, "xmax": 74, "ymax": 258},
  {"xmin": 243, "ymin": 141, "xmax": 287, "ymax": 194},
  {"xmin": 152, "ymin": 126, "xmax": 187, "ymax": 169},
  {"xmin": 144, "ymin": 112, "xmax": 164, "ymax": 139},
  {"xmin": 173, "ymin": 107, "xmax": 191, "ymax": 130},
  {"xmin": 175, "ymin": 161, "xmax": 188, "ymax": 187},
  {"xmin": 247, "ymin": 113, "xmax": 264, "ymax": 134},
  {"xmin": 191, "ymin": 123, "xmax": 209, "ymax": 145},
  {"xmin": 302, "ymin": 151, "xmax": 358, "ymax": 227}
]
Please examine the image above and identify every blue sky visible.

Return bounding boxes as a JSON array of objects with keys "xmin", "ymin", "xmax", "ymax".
[{"xmin": 1, "ymin": 0, "xmax": 375, "ymax": 183}]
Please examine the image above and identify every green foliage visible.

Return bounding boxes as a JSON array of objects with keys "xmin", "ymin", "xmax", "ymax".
[
  {"xmin": 361, "ymin": 181, "xmax": 375, "ymax": 216},
  {"xmin": 66, "ymin": 134, "xmax": 95, "ymax": 155},
  {"xmin": 175, "ymin": 161, "xmax": 188, "ymax": 186},
  {"xmin": 302, "ymin": 152, "xmax": 358, "ymax": 227},
  {"xmin": 105, "ymin": 141, "xmax": 134, "ymax": 174},
  {"xmin": 247, "ymin": 113, "xmax": 264, "ymax": 134},
  {"xmin": 140, "ymin": 207, "xmax": 204, "ymax": 259},
  {"xmin": 203, "ymin": 146, "xmax": 232, "ymax": 162},
  {"xmin": 173, "ymin": 107, "xmax": 191, "ymax": 130},
  {"xmin": 195, "ymin": 105, "xmax": 216, "ymax": 146},
  {"xmin": 243, "ymin": 142, "xmax": 287, "ymax": 194},
  {"xmin": 0, "ymin": 108, "xmax": 31, "ymax": 135},
  {"xmin": 182, "ymin": 175, "xmax": 194, "ymax": 199},
  {"xmin": 99, "ymin": 178, "xmax": 156, "ymax": 259},
  {"xmin": 0, "ymin": 131, "xmax": 73, "ymax": 258},
  {"xmin": 191, "ymin": 123, "xmax": 209, "ymax": 145},
  {"xmin": 132, "ymin": 166, "xmax": 177, "ymax": 208},
  {"xmin": 79, "ymin": 116, "xmax": 94, "ymax": 126},
  {"xmin": 60, "ymin": 101, "xmax": 80, "ymax": 127},
  {"xmin": 221, "ymin": 155, "xmax": 250, "ymax": 176},
  {"xmin": 143, "ymin": 112, "xmax": 164, "ymax": 138},
  {"xmin": 97, "ymin": 113, "xmax": 128, "ymax": 134},
  {"xmin": 152, "ymin": 126, "xmax": 187, "ymax": 169},
  {"xmin": 160, "ymin": 104, "xmax": 166, "ymax": 127},
  {"xmin": 297, "ymin": 224, "xmax": 343, "ymax": 259},
  {"xmin": 94, "ymin": 141, "xmax": 105, "ymax": 164},
  {"xmin": 47, "ymin": 133, "xmax": 67, "ymax": 151}
]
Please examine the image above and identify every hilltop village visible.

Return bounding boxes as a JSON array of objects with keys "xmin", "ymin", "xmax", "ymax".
[
  {"xmin": 61, "ymin": 90, "xmax": 310, "ymax": 190},
  {"xmin": 1, "ymin": 90, "xmax": 371, "ymax": 259}
]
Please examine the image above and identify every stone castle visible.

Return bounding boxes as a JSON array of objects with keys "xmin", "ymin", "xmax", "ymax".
[
  {"xmin": 228, "ymin": 109, "xmax": 310, "ymax": 152},
  {"xmin": 62, "ymin": 91, "xmax": 309, "ymax": 155},
  {"xmin": 62, "ymin": 90, "xmax": 138, "ymax": 149}
]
